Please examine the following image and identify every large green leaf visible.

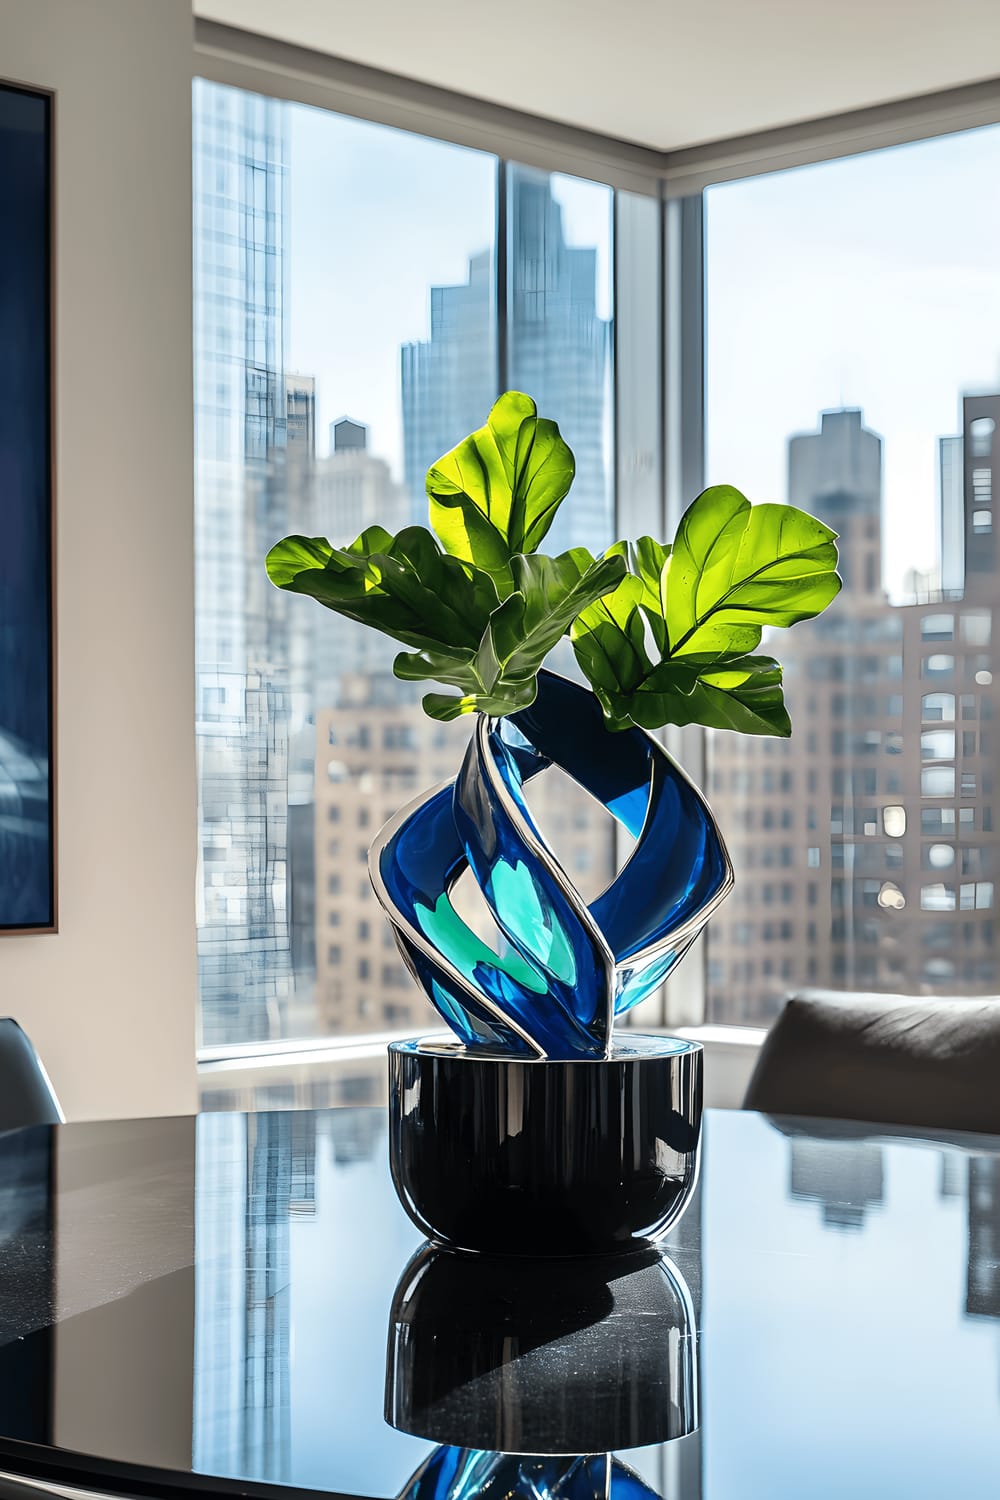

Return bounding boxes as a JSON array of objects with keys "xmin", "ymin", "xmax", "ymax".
[
  {"xmin": 425, "ymin": 391, "xmax": 575, "ymax": 590},
  {"xmin": 265, "ymin": 525, "xmax": 499, "ymax": 656},
  {"xmin": 627, "ymin": 655, "xmax": 791, "ymax": 737},
  {"xmin": 665, "ymin": 486, "xmax": 841, "ymax": 656},
  {"xmin": 571, "ymin": 489, "xmax": 840, "ymax": 735},
  {"xmin": 400, "ymin": 548, "xmax": 626, "ymax": 722}
]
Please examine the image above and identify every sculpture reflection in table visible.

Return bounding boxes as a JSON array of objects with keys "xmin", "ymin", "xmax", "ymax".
[
  {"xmin": 399, "ymin": 1449, "xmax": 658, "ymax": 1500},
  {"xmin": 388, "ymin": 1243, "xmax": 698, "ymax": 1500},
  {"xmin": 385, "ymin": 1243, "xmax": 699, "ymax": 1452},
  {"xmin": 267, "ymin": 391, "xmax": 841, "ymax": 1253}
]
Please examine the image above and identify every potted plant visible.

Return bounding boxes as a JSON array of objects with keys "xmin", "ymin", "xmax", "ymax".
[{"xmin": 267, "ymin": 391, "xmax": 840, "ymax": 1255}]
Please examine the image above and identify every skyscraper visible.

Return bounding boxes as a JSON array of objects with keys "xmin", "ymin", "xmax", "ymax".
[
  {"xmin": 194, "ymin": 81, "xmax": 305, "ymax": 1046},
  {"xmin": 401, "ymin": 247, "xmax": 496, "ymax": 519},
  {"xmin": 507, "ymin": 166, "xmax": 612, "ymax": 555},
  {"xmin": 401, "ymin": 168, "xmax": 611, "ymax": 553}
]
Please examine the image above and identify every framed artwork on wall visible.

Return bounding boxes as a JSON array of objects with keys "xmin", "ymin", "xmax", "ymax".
[{"xmin": 0, "ymin": 80, "xmax": 55, "ymax": 933}]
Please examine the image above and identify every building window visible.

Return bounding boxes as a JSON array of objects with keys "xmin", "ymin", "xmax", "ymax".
[
  {"xmin": 921, "ymin": 613, "xmax": 954, "ymax": 641},
  {"xmin": 972, "ymin": 467, "xmax": 993, "ymax": 501},
  {"xmin": 961, "ymin": 611, "xmax": 992, "ymax": 646},
  {"xmin": 921, "ymin": 730, "xmax": 955, "ymax": 760},
  {"xmin": 922, "ymin": 692, "xmax": 955, "ymax": 722},
  {"xmin": 970, "ymin": 417, "xmax": 995, "ymax": 457},
  {"xmin": 921, "ymin": 884, "xmax": 956, "ymax": 912},
  {"xmin": 922, "ymin": 766, "xmax": 956, "ymax": 798},
  {"xmin": 882, "ymin": 805, "xmax": 906, "ymax": 837}
]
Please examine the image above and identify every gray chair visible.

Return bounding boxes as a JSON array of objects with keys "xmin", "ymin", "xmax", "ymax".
[
  {"xmin": 743, "ymin": 990, "xmax": 1000, "ymax": 1137},
  {"xmin": 0, "ymin": 1020, "xmax": 62, "ymax": 1132}
]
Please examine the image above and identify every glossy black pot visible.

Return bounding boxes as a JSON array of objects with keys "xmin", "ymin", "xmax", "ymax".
[
  {"xmin": 385, "ymin": 1242, "xmax": 699, "ymax": 1454},
  {"xmin": 387, "ymin": 1033, "xmax": 702, "ymax": 1257}
]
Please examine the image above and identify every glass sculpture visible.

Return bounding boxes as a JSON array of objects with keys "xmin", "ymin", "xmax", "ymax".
[{"xmin": 371, "ymin": 669, "xmax": 731, "ymax": 1057}]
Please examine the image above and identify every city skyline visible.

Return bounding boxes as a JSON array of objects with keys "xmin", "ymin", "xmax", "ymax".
[{"xmin": 708, "ymin": 399, "xmax": 998, "ymax": 1024}]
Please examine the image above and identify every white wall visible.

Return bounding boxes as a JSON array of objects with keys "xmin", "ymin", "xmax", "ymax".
[{"xmin": 0, "ymin": 0, "xmax": 197, "ymax": 1120}]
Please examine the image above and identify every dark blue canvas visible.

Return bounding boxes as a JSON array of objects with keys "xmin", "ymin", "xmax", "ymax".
[{"xmin": 0, "ymin": 85, "xmax": 53, "ymax": 930}]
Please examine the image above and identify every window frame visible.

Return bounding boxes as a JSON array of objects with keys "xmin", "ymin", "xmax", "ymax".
[{"xmin": 192, "ymin": 20, "xmax": 1000, "ymax": 1050}]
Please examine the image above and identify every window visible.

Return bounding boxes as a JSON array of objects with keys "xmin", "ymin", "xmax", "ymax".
[
  {"xmin": 883, "ymin": 805, "xmax": 906, "ymax": 837},
  {"xmin": 922, "ymin": 692, "xmax": 955, "ymax": 722},
  {"xmin": 962, "ymin": 611, "xmax": 992, "ymax": 646},
  {"xmin": 704, "ymin": 124, "xmax": 1000, "ymax": 1024},
  {"xmin": 970, "ymin": 417, "xmax": 995, "ymax": 457},
  {"xmin": 194, "ymin": 77, "xmax": 1000, "ymax": 1046},
  {"xmin": 194, "ymin": 81, "xmax": 619, "ymax": 1047},
  {"xmin": 921, "ymin": 614, "xmax": 954, "ymax": 641},
  {"xmin": 921, "ymin": 884, "xmax": 956, "ymax": 912},
  {"xmin": 921, "ymin": 730, "xmax": 955, "ymax": 760},
  {"xmin": 922, "ymin": 767, "xmax": 956, "ymax": 798},
  {"xmin": 922, "ymin": 807, "xmax": 956, "ymax": 834}
]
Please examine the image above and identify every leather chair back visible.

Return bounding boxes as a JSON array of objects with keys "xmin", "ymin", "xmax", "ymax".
[
  {"xmin": 0, "ymin": 1020, "xmax": 62, "ymax": 1132},
  {"xmin": 743, "ymin": 990, "xmax": 1000, "ymax": 1136}
]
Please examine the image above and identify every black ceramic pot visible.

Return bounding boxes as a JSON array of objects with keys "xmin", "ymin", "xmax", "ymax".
[
  {"xmin": 385, "ymin": 1242, "xmax": 699, "ymax": 1454},
  {"xmin": 387, "ymin": 1033, "xmax": 702, "ymax": 1257}
]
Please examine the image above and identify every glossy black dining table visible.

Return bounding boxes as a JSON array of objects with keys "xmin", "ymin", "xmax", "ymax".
[{"xmin": 0, "ymin": 1104, "xmax": 998, "ymax": 1500}]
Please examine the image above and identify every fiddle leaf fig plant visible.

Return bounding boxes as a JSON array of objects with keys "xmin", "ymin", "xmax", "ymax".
[{"xmin": 266, "ymin": 391, "xmax": 842, "ymax": 733}]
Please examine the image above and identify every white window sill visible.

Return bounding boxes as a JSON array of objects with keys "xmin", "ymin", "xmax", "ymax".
[{"xmin": 197, "ymin": 1023, "xmax": 766, "ymax": 1112}]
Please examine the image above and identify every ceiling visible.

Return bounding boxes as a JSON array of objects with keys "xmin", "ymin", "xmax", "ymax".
[{"xmin": 196, "ymin": 0, "xmax": 1000, "ymax": 151}]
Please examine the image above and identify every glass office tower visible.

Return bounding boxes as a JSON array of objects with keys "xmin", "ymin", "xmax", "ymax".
[{"xmin": 193, "ymin": 81, "xmax": 312, "ymax": 1046}]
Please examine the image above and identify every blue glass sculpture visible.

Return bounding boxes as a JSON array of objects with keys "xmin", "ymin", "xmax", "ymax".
[
  {"xmin": 370, "ymin": 670, "xmax": 732, "ymax": 1058},
  {"xmin": 400, "ymin": 1449, "xmax": 659, "ymax": 1500}
]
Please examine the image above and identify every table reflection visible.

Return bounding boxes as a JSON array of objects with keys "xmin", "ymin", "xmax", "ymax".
[{"xmin": 0, "ymin": 1105, "xmax": 972, "ymax": 1500}]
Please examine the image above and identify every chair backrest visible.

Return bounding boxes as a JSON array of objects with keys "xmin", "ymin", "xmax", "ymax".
[
  {"xmin": 743, "ymin": 990, "xmax": 1000, "ymax": 1136},
  {"xmin": 0, "ymin": 1020, "xmax": 63, "ymax": 1132}
]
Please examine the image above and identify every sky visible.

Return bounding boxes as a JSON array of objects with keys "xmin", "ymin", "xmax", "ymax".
[
  {"xmin": 706, "ymin": 122, "xmax": 1000, "ymax": 599},
  {"xmin": 285, "ymin": 94, "xmax": 1000, "ymax": 602},
  {"xmin": 287, "ymin": 100, "xmax": 611, "ymax": 476}
]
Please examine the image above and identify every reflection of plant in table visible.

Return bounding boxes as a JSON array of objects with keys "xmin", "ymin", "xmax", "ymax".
[{"xmin": 266, "ymin": 390, "xmax": 841, "ymax": 734}]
